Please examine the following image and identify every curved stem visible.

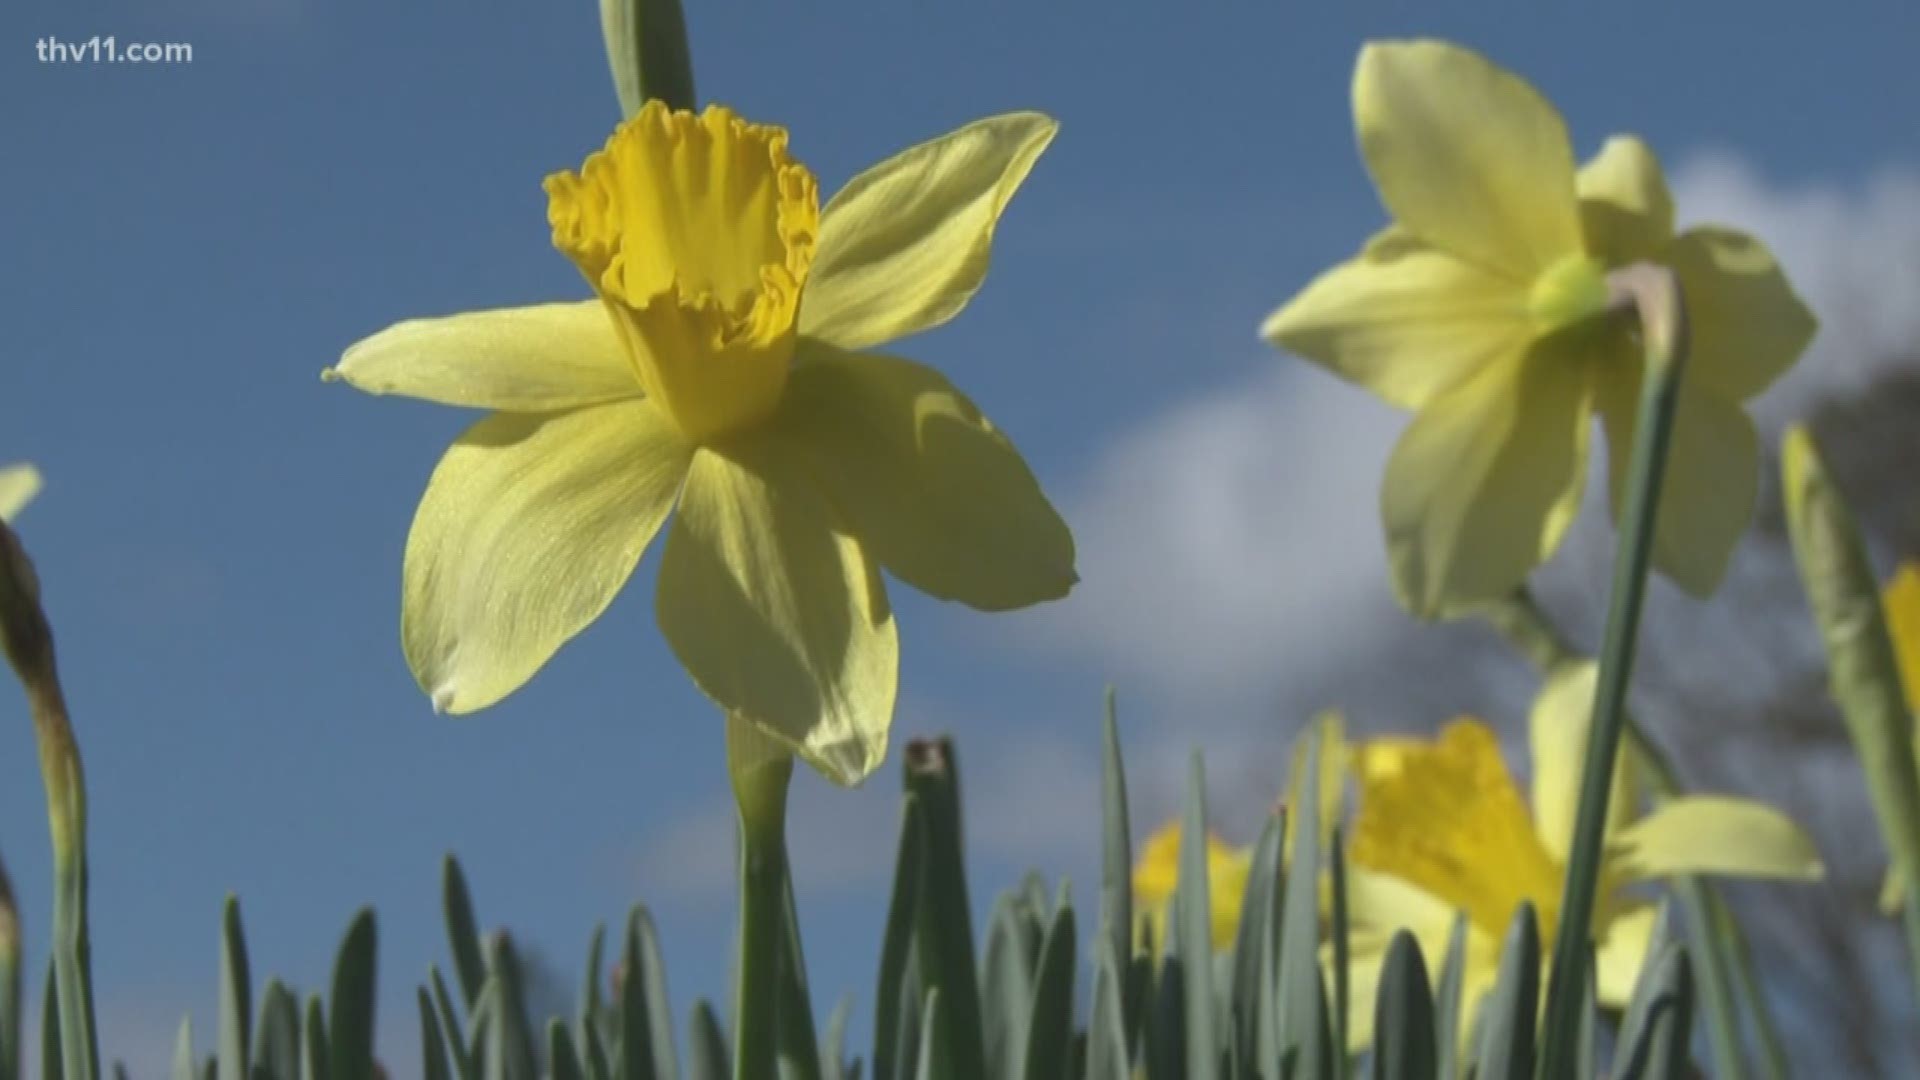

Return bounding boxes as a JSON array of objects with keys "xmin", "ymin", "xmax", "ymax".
[{"xmin": 1537, "ymin": 265, "xmax": 1688, "ymax": 1079}]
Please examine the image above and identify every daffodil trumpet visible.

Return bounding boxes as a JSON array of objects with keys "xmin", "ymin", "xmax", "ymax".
[
  {"xmin": 0, "ymin": 519, "xmax": 100, "ymax": 1080},
  {"xmin": 1538, "ymin": 262, "xmax": 1687, "ymax": 1079}
]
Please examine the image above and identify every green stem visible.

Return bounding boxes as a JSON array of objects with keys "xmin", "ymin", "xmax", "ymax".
[
  {"xmin": 1537, "ymin": 265, "xmax": 1688, "ymax": 1080},
  {"xmin": 726, "ymin": 714, "xmax": 794, "ymax": 1080},
  {"xmin": 0, "ymin": 522, "xmax": 97, "ymax": 1080},
  {"xmin": 1488, "ymin": 590, "xmax": 1775, "ymax": 1078},
  {"xmin": 0, "ymin": 852, "xmax": 19, "ymax": 1080}
]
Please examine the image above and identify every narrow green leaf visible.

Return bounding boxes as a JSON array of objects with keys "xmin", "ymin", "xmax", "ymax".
[
  {"xmin": 1293, "ymin": 969, "xmax": 1335, "ymax": 1080},
  {"xmin": 218, "ymin": 897, "xmax": 251, "ymax": 1080},
  {"xmin": 903, "ymin": 740, "xmax": 985, "ymax": 1080},
  {"xmin": 686, "ymin": 1000, "xmax": 727, "ymax": 1080},
  {"xmin": 912, "ymin": 992, "xmax": 951, "ymax": 1080},
  {"xmin": 821, "ymin": 994, "xmax": 852, "ymax": 1080},
  {"xmin": 442, "ymin": 857, "xmax": 487, "ymax": 1011},
  {"xmin": 1276, "ymin": 733, "xmax": 1325, "ymax": 1069},
  {"xmin": 419, "ymin": 990, "xmax": 451, "ymax": 1080},
  {"xmin": 172, "ymin": 1019, "xmax": 194, "ymax": 1080},
  {"xmin": 327, "ymin": 910, "xmax": 377, "ymax": 1080},
  {"xmin": 625, "ymin": 909, "xmax": 679, "ymax": 1080},
  {"xmin": 1229, "ymin": 811, "xmax": 1281, "ymax": 1074},
  {"xmin": 484, "ymin": 936, "xmax": 537, "ymax": 1080},
  {"xmin": 890, "ymin": 952, "xmax": 923, "ymax": 1080},
  {"xmin": 0, "ymin": 859, "xmax": 18, "ymax": 1080},
  {"xmin": 256, "ymin": 980, "xmax": 300, "ymax": 1080},
  {"xmin": 1086, "ymin": 941, "xmax": 1128, "ymax": 1080},
  {"xmin": 776, "ymin": 877, "xmax": 819, "ymax": 1080},
  {"xmin": 300, "ymin": 996, "xmax": 327, "ymax": 1080},
  {"xmin": 871, "ymin": 796, "xmax": 924, "ymax": 1080},
  {"xmin": 1020, "ymin": 891, "xmax": 1076, "ymax": 1080},
  {"xmin": 1373, "ymin": 932, "xmax": 1435, "ymax": 1080},
  {"xmin": 1175, "ymin": 753, "xmax": 1219, "ymax": 1080},
  {"xmin": 1144, "ymin": 954, "xmax": 1184, "ymax": 1080},
  {"xmin": 1614, "ymin": 946, "xmax": 1694, "ymax": 1080},
  {"xmin": 1472, "ymin": 903, "xmax": 1537, "ymax": 1080},
  {"xmin": 1254, "ymin": 813, "xmax": 1287, "ymax": 1075},
  {"xmin": 579, "ymin": 924, "xmax": 605, "ymax": 1068},
  {"xmin": 39, "ymin": 965, "xmax": 57, "ymax": 1080},
  {"xmin": 981, "ymin": 892, "xmax": 1040, "ymax": 1078},
  {"xmin": 549, "ymin": 1021, "xmax": 584, "ymax": 1080},
  {"xmin": 427, "ymin": 968, "xmax": 472, "ymax": 1080},
  {"xmin": 1432, "ymin": 915, "xmax": 1468, "ymax": 1080},
  {"xmin": 1575, "ymin": 955, "xmax": 1597, "ymax": 1080},
  {"xmin": 1329, "ymin": 826, "xmax": 1350, "ymax": 1076},
  {"xmin": 1099, "ymin": 688, "xmax": 1133, "ymax": 1039}
]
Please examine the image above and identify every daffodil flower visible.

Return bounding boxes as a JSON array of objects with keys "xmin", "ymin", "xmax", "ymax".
[
  {"xmin": 1342, "ymin": 663, "xmax": 1822, "ymax": 1046},
  {"xmin": 1132, "ymin": 820, "xmax": 1251, "ymax": 953},
  {"xmin": 1264, "ymin": 40, "xmax": 1816, "ymax": 618},
  {"xmin": 0, "ymin": 465, "xmax": 40, "ymax": 522},
  {"xmin": 330, "ymin": 102, "xmax": 1075, "ymax": 785}
]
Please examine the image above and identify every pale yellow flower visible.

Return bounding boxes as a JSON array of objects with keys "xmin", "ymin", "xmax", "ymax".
[
  {"xmin": 1343, "ymin": 664, "xmax": 1822, "ymax": 1046},
  {"xmin": 1132, "ymin": 820, "xmax": 1252, "ymax": 954},
  {"xmin": 330, "ymin": 102, "xmax": 1074, "ymax": 785},
  {"xmin": 1264, "ymin": 40, "xmax": 1815, "ymax": 617},
  {"xmin": 0, "ymin": 465, "xmax": 41, "ymax": 522}
]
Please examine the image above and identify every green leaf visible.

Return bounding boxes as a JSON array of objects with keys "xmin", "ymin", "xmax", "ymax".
[
  {"xmin": 1098, "ymin": 688, "xmax": 1133, "ymax": 1041},
  {"xmin": 1085, "ymin": 941, "xmax": 1128, "ymax": 1080},
  {"xmin": 1144, "ymin": 953, "xmax": 1184, "ymax": 1080},
  {"xmin": 981, "ymin": 891, "xmax": 1041, "ymax": 1078},
  {"xmin": 483, "ymin": 937, "xmax": 536, "ymax": 1080},
  {"xmin": 419, "ymin": 990, "xmax": 451, "ymax": 1080},
  {"xmin": 255, "ymin": 980, "xmax": 300, "ymax": 1080},
  {"xmin": 300, "ymin": 996, "xmax": 327, "ymax": 1080},
  {"xmin": 442, "ymin": 858, "xmax": 487, "ymax": 1012},
  {"xmin": 686, "ymin": 1000, "xmax": 727, "ymax": 1080},
  {"xmin": 327, "ymin": 910, "xmax": 377, "ymax": 1080},
  {"xmin": 1373, "ymin": 932, "xmax": 1436, "ymax": 1080},
  {"xmin": 1329, "ymin": 826, "xmax": 1350, "ymax": 1076},
  {"xmin": 821, "ymin": 994, "xmax": 852, "ymax": 1080},
  {"xmin": 40, "ymin": 965, "xmax": 57, "ymax": 1080},
  {"xmin": 1175, "ymin": 753, "xmax": 1219, "ymax": 1080},
  {"xmin": 872, "ymin": 795, "xmax": 924, "ymax": 1080},
  {"xmin": 776, "ymin": 877, "xmax": 819, "ymax": 1080},
  {"xmin": 620, "ymin": 908, "xmax": 678, "ymax": 1080},
  {"xmin": 598, "ymin": 0, "xmax": 697, "ymax": 117},
  {"xmin": 1276, "ymin": 732, "xmax": 1325, "ymax": 1070},
  {"xmin": 1432, "ymin": 916, "xmax": 1468, "ymax": 1080},
  {"xmin": 1020, "ymin": 889, "xmax": 1075, "ymax": 1080},
  {"xmin": 1230, "ymin": 812, "xmax": 1282, "ymax": 1074},
  {"xmin": 1472, "ymin": 903, "xmax": 1538, "ymax": 1080},
  {"xmin": 549, "ymin": 1021, "xmax": 584, "ymax": 1080},
  {"xmin": 217, "ymin": 898, "xmax": 250, "ymax": 1080},
  {"xmin": 171, "ymin": 1019, "xmax": 194, "ymax": 1080},
  {"xmin": 579, "ymin": 924, "xmax": 606, "ymax": 1071},
  {"xmin": 903, "ymin": 740, "xmax": 985, "ymax": 1080},
  {"xmin": 1613, "ymin": 946, "xmax": 1694, "ymax": 1080},
  {"xmin": 427, "ymin": 969, "xmax": 472, "ymax": 1080},
  {"xmin": 912, "ymin": 991, "xmax": 951, "ymax": 1080}
]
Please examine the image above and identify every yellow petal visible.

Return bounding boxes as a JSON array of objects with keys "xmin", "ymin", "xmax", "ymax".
[
  {"xmin": 655, "ymin": 437, "xmax": 898, "ymax": 786},
  {"xmin": 1381, "ymin": 342, "xmax": 1592, "ymax": 618},
  {"xmin": 775, "ymin": 342, "xmax": 1075, "ymax": 611},
  {"xmin": 1576, "ymin": 136, "xmax": 1675, "ymax": 266},
  {"xmin": 1353, "ymin": 41, "xmax": 1582, "ymax": 277},
  {"xmin": 1527, "ymin": 660, "xmax": 1638, "ymax": 864},
  {"xmin": 1608, "ymin": 796, "xmax": 1825, "ymax": 883},
  {"xmin": 1351, "ymin": 721, "xmax": 1565, "ymax": 939},
  {"xmin": 1599, "ymin": 376, "xmax": 1759, "ymax": 596},
  {"xmin": 328, "ymin": 303, "xmax": 642, "ymax": 410},
  {"xmin": 402, "ymin": 401, "xmax": 691, "ymax": 714},
  {"xmin": 0, "ymin": 464, "xmax": 42, "ymax": 522},
  {"xmin": 800, "ymin": 112, "xmax": 1056, "ymax": 350},
  {"xmin": 1592, "ymin": 903, "xmax": 1658, "ymax": 1008},
  {"xmin": 1666, "ymin": 227, "xmax": 1817, "ymax": 402},
  {"xmin": 1262, "ymin": 231, "xmax": 1531, "ymax": 410},
  {"xmin": 1884, "ymin": 564, "xmax": 1920, "ymax": 709}
]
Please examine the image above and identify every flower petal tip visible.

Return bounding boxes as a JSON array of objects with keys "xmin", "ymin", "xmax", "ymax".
[{"xmin": 429, "ymin": 684, "xmax": 458, "ymax": 716}]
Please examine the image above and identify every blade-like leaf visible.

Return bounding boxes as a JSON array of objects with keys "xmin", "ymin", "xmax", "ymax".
[
  {"xmin": 904, "ymin": 741, "xmax": 984, "ymax": 1080},
  {"xmin": 685, "ymin": 1000, "xmax": 727, "ymax": 1080},
  {"xmin": 1085, "ymin": 941, "xmax": 1128, "ymax": 1080},
  {"xmin": 442, "ymin": 858, "xmax": 487, "ymax": 1011},
  {"xmin": 1020, "ymin": 890, "xmax": 1075, "ymax": 1080},
  {"xmin": 872, "ymin": 795, "xmax": 924, "ymax": 1080},
  {"xmin": 255, "ymin": 980, "xmax": 300, "ymax": 1080},
  {"xmin": 1099, "ymin": 689, "xmax": 1133, "ymax": 1039},
  {"xmin": 1176, "ymin": 753, "xmax": 1219, "ymax": 1080},
  {"xmin": 419, "ymin": 990, "xmax": 451, "ymax": 1080},
  {"xmin": 327, "ymin": 910, "xmax": 377, "ymax": 1080},
  {"xmin": 1373, "ymin": 932, "xmax": 1436, "ymax": 1080},
  {"xmin": 1433, "ymin": 916, "xmax": 1468, "ymax": 1080},
  {"xmin": 1472, "ymin": 903, "xmax": 1538, "ymax": 1080},
  {"xmin": 218, "ymin": 897, "xmax": 251, "ymax": 1080},
  {"xmin": 549, "ymin": 1021, "xmax": 584, "ymax": 1080}
]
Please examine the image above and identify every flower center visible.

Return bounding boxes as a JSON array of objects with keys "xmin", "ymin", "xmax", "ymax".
[
  {"xmin": 1351, "ymin": 720, "xmax": 1566, "ymax": 940},
  {"xmin": 1526, "ymin": 253, "xmax": 1611, "ymax": 333},
  {"xmin": 545, "ymin": 102, "xmax": 820, "ymax": 441}
]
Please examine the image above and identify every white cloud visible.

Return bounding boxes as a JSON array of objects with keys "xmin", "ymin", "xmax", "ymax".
[{"xmin": 1037, "ymin": 151, "xmax": 1920, "ymax": 753}]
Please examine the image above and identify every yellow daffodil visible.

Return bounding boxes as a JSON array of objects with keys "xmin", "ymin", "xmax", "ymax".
[
  {"xmin": 0, "ymin": 464, "xmax": 41, "ymax": 522},
  {"xmin": 1263, "ymin": 40, "xmax": 1816, "ymax": 618},
  {"xmin": 1132, "ymin": 820, "xmax": 1251, "ymax": 953},
  {"xmin": 1342, "ymin": 663, "xmax": 1822, "ymax": 1046},
  {"xmin": 329, "ymin": 102, "xmax": 1075, "ymax": 785}
]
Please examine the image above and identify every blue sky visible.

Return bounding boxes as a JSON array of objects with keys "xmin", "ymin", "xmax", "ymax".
[{"xmin": 4, "ymin": 0, "xmax": 1919, "ymax": 1072}]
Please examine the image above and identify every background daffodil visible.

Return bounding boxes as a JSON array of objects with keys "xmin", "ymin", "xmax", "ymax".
[
  {"xmin": 1132, "ymin": 820, "xmax": 1251, "ymax": 953},
  {"xmin": 1263, "ymin": 40, "xmax": 1817, "ymax": 618},
  {"xmin": 330, "ymin": 102, "xmax": 1075, "ymax": 786},
  {"xmin": 0, "ymin": 464, "xmax": 41, "ymax": 522},
  {"xmin": 1341, "ymin": 662, "xmax": 1823, "ymax": 1046},
  {"xmin": 1877, "ymin": 562, "xmax": 1920, "ymax": 912}
]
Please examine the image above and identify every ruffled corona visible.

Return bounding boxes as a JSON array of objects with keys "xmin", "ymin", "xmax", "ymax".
[{"xmin": 546, "ymin": 101, "xmax": 820, "ymax": 441}]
